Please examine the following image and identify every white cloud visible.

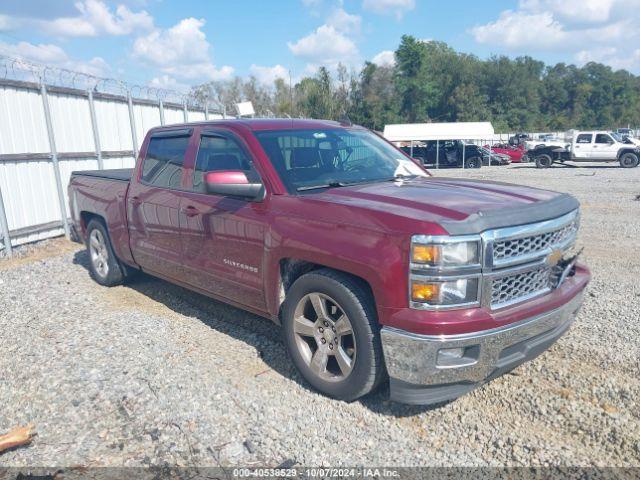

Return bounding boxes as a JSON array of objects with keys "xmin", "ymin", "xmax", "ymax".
[
  {"xmin": 471, "ymin": 0, "xmax": 640, "ymax": 72},
  {"xmin": 362, "ymin": 0, "xmax": 415, "ymax": 19},
  {"xmin": 327, "ymin": 8, "xmax": 362, "ymax": 33},
  {"xmin": 132, "ymin": 17, "xmax": 234, "ymax": 81},
  {"xmin": 0, "ymin": 14, "xmax": 13, "ymax": 31},
  {"xmin": 43, "ymin": 0, "xmax": 153, "ymax": 37},
  {"xmin": 371, "ymin": 50, "xmax": 395, "ymax": 67},
  {"xmin": 576, "ymin": 47, "xmax": 640, "ymax": 71},
  {"xmin": 472, "ymin": 10, "xmax": 567, "ymax": 50},
  {"xmin": 249, "ymin": 64, "xmax": 288, "ymax": 85},
  {"xmin": 288, "ymin": 8, "xmax": 362, "ymax": 69},
  {"xmin": 519, "ymin": 0, "xmax": 621, "ymax": 25},
  {"xmin": 0, "ymin": 41, "xmax": 109, "ymax": 76},
  {"xmin": 289, "ymin": 25, "xmax": 358, "ymax": 66}
]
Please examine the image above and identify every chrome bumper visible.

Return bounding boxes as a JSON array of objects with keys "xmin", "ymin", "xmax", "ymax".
[{"xmin": 381, "ymin": 291, "xmax": 584, "ymax": 405}]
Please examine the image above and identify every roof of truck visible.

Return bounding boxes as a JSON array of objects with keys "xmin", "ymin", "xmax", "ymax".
[{"xmin": 157, "ymin": 118, "xmax": 358, "ymax": 132}]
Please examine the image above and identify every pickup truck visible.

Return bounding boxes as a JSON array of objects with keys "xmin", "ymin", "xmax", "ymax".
[
  {"xmin": 530, "ymin": 130, "xmax": 640, "ymax": 168},
  {"xmin": 68, "ymin": 119, "xmax": 590, "ymax": 405},
  {"xmin": 400, "ymin": 140, "xmax": 483, "ymax": 169}
]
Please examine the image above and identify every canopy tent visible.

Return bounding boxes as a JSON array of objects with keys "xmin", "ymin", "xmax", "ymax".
[{"xmin": 383, "ymin": 122, "xmax": 495, "ymax": 142}]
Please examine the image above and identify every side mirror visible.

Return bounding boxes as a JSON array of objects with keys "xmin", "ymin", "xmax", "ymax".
[{"xmin": 204, "ymin": 171, "xmax": 264, "ymax": 200}]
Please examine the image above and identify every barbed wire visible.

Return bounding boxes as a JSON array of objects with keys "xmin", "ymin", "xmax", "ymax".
[{"xmin": 0, "ymin": 54, "xmax": 222, "ymax": 111}]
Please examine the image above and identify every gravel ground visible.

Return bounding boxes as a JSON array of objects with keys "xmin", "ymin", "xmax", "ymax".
[{"xmin": 1, "ymin": 162, "xmax": 639, "ymax": 468}]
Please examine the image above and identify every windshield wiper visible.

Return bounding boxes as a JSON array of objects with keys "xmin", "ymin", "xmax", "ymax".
[
  {"xmin": 388, "ymin": 173, "xmax": 421, "ymax": 181},
  {"xmin": 296, "ymin": 180, "xmax": 349, "ymax": 192}
]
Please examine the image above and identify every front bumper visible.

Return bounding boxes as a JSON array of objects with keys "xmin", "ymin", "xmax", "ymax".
[{"xmin": 381, "ymin": 290, "xmax": 584, "ymax": 405}]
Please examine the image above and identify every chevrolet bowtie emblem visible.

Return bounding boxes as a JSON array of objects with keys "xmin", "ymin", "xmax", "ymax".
[{"xmin": 547, "ymin": 249, "xmax": 563, "ymax": 266}]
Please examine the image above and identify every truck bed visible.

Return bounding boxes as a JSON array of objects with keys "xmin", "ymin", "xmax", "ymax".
[{"xmin": 71, "ymin": 168, "xmax": 133, "ymax": 182}]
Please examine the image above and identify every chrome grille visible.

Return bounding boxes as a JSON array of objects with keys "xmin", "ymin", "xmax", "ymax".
[
  {"xmin": 492, "ymin": 217, "xmax": 578, "ymax": 266},
  {"xmin": 491, "ymin": 266, "xmax": 552, "ymax": 308}
]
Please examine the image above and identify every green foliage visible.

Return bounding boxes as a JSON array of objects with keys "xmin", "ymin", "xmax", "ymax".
[{"xmin": 192, "ymin": 36, "xmax": 640, "ymax": 131}]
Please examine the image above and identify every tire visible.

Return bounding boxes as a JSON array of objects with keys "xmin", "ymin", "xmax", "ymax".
[
  {"xmin": 535, "ymin": 154, "xmax": 553, "ymax": 169},
  {"xmin": 464, "ymin": 156, "xmax": 481, "ymax": 169},
  {"xmin": 282, "ymin": 269, "xmax": 385, "ymax": 401},
  {"xmin": 86, "ymin": 218, "xmax": 129, "ymax": 286},
  {"xmin": 619, "ymin": 152, "xmax": 639, "ymax": 168}
]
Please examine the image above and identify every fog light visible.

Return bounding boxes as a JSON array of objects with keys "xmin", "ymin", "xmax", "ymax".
[{"xmin": 436, "ymin": 345, "xmax": 480, "ymax": 368}]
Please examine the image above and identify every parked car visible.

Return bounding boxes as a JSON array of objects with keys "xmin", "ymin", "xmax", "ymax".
[
  {"xmin": 485, "ymin": 143, "xmax": 527, "ymax": 163},
  {"xmin": 69, "ymin": 119, "xmax": 590, "ymax": 405},
  {"xmin": 401, "ymin": 140, "xmax": 482, "ymax": 168},
  {"xmin": 529, "ymin": 130, "xmax": 640, "ymax": 168},
  {"xmin": 615, "ymin": 128, "xmax": 635, "ymax": 139},
  {"xmin": 478, "ymin": 146, "xmax": 511, "ymax": 165},
  {"xmin": 508, "ymin": 133, "xmax": 529, "ymax": 146}
]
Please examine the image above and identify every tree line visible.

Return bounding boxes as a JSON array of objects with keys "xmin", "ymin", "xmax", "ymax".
[{"xmin": 192, "ymin": 35, "xmax": 640, "ymax": 132}]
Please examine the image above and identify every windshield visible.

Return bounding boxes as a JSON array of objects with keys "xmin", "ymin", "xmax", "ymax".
[
  {"xmin": 611, "ymin": 132, "xmax": 623, "ymax": 141},
  {"xmin": 254, "ymin": 128, "xmax": 428, "ymax": 192}
]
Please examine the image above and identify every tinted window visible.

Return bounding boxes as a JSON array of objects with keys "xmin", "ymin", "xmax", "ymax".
[
  {"xmin": 192, "ymin": 134, "xmax": 259, "ymax": 193},
  {"xmin": 576, "ymin": 134, "xmax": 592, "ymax": 144},
  {"xmin": 255, "ymin": 128, "xmax": 427, "ymax": 192},
  {"xmin": 595, "ymin": 134, "xmax": 613, "ymax": 144},
  {"xmin": 141, "ymin": 134, "xmax": 190, "ymax": 189}
]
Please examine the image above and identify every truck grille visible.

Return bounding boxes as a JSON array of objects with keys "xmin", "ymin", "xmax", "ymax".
[
  {"xmin": 491, "ymin": 266, "xmax": 552, "ymax": 308},
  {"xmin": 492, "ymin": 218, "xmax": 578, "ymax": 266}
]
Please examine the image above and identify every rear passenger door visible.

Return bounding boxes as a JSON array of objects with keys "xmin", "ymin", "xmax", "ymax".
[
  {"xmin": 573, "ymin": 133, "xmax": 592, "ymax": 159},
  {"xmin": 127, "ymin": 128, "xmax": 195, "ymax": 280}
]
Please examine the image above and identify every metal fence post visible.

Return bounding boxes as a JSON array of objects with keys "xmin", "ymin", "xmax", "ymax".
[
  {"xmin": 183, "ymin": 102, "xmax": 188, "ymax": 123},
  {"xmin": 0, "ymin": 186, "xmax": 12, "ymax": 257},
  {"xmin": 159, "ymin": 100, "xmax": 165, "ymax": 126},
  {"xmin": 462, "ymin": 141, "xmax": 466, "ymax": 169},
  {"xmin": 436, "ymin": 140, "xmax": 439, "ymax": 169},
  {"xmin": 127, "ymin": 93, "xmax": 139, "ymax": 159},
  {"xmin": 40, "ymin": 83, "xmax": 70, "ymax": 238},
  {"xmin": 87, "ymin": 90, "xmax": 103, "ymax": 170},
  {"xmin": 204, "ymin": 103, "xmax": 209, "ymax": 121},
  {"xmin": 410, "ymin": 140, "xmax": 414, "ymax": 158}
]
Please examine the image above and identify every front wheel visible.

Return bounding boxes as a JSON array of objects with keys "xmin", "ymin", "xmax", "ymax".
[
  {"xmin": 619, "ymin": 152, "xmax": 639, "ymax": 168},
  {"xmin": 282, "ymin": 269, "xmax": 385, "ymax": 401}
]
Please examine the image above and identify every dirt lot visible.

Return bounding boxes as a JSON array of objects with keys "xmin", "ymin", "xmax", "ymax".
[{"xmin": 1, "ymin": 162, "xmax": 639, "ymax": 467}]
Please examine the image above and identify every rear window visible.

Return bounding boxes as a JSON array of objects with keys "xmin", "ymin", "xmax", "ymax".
[
  {"xmin": 141, "ymin": 134, "xmax": 190, "ymax": 189},
  {"xmin": 576, "ymin": 134, "xmax": 592, "ymax": 144}
]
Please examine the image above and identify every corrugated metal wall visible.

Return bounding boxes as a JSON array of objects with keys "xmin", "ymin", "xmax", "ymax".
[{"xmin": 0, "ymin": 78, "xmax": 221, "ymax": 254}]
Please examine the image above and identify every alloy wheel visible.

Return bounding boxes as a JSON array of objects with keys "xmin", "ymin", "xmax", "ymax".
[
  {"xmin": 292, "ymin": 292, "xmax": 356, "ymax": 382},
  {"xmin": 89, "ymin": 229, "xmax": 109, "ymax": 278}
]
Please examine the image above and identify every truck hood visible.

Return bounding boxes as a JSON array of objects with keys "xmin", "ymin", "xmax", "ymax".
[{"xmin": 311, "ymin": 177, "xmax": 579, "ymax": 235}]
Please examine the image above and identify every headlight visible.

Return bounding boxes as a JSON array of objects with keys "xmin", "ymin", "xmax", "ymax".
[
  {"xmin": 411, "ymin": 236, "xmax": 480, "ymax": 268},
  {"xmin": 410, "ymin": 235, "xmax": 482, "ymax": 309},
  {"xmin": 411, "ymin": 277, "xmax": 479, "ymax": 306}
]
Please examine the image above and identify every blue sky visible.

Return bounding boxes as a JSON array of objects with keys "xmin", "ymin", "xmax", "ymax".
[{"xmin": 1, "ymin": 0, "xmax": 639, "ymax": 93}]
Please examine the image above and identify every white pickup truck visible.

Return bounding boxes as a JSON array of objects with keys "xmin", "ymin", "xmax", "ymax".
[{"xmin": 529, "ymin": 130, "xmax": 640, "ymax": 168}]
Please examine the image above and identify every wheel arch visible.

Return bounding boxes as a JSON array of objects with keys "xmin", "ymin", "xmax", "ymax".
[{"xmin": 275, "ymin": 258, "xmax": 377, "ymax": 325}]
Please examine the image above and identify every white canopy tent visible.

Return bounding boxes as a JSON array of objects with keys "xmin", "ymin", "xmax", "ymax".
[{"xmin": 383, "ymin": 122, "xmax": 495, "ymax": 142}]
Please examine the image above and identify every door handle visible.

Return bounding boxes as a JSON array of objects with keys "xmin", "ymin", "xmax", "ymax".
[
  {"xmin": 130, "ymin": 195, "xmax": 142, "ymax": 205},
  {"xmin": 182, "ymin": 205, "xmax": 201, "ymax": 217}
]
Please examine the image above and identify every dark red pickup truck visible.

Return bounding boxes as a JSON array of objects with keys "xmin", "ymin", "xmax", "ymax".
[{"xmin": 68, "ymin": 119, "xmax": 590, "ymax": 405}]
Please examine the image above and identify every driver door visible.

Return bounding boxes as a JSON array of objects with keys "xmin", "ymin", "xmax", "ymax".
[
  {"xmin": 592, "ymin": 133, "xmax": 618, "ymax": 160},
  {"xmin": 179, "ymin": 128, "xmax": 268, "ymax": 311}
]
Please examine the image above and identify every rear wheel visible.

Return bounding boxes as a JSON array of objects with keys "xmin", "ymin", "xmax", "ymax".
[
  {"xmin": 535, "ymin": 154, "xmax": 553, "ymax": 169},
  {"xmin": 86, "ymin": 219, "xmax": 130, "ymax": 286},
  {"xmin": 464, "ymin": 156, "xmax": 481, "ymax": 169},
  {"xmin": 619, "ymin": 152, "xmax": 639, "ymax": 168},
  {"xmin": 282, "ymin": 269, "xmax": 384, "ymax": 401}
]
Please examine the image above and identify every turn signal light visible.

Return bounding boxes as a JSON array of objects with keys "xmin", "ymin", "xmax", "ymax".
[
  {"xmin": 411, "ymin": 282, "xmax": 440, "ymax": 302},
  {"xmin": 412, "ymin": 244, "xmax": 440, "ymax": 264}
]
